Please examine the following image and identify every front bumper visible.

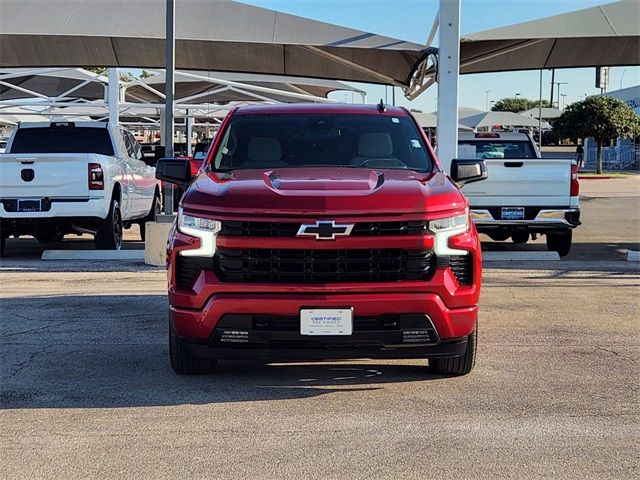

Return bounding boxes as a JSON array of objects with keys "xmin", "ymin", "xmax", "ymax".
[
  {"xmin": 471, "ymin": 208, "xmax": 580, "ymax": 231},
  {"xmin": 170, "ymin": 291, "xmax": 478, "ymax": 360}
]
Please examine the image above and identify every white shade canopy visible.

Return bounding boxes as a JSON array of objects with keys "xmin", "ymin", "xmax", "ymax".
[
  {"xmin": 519, "ymin": 107, "xmax": 563, "ymax": 119},
  {"xmin": 0, "ymin": 0, "xmax": 429, "ymax": 90},
  {"xmin": 458, "ymin": 0, "xmax": 639, "ymax": 74},
  {"xmin": 460, "ymin": 111, "xmax": 551, "ymax": 129}
]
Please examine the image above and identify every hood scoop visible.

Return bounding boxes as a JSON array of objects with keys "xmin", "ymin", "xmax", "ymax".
[{"xmin": 263, "ymin": 169, "xmax": 384, "ymax": 194}]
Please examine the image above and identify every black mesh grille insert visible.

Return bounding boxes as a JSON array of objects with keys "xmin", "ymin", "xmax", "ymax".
[
  {"xmin": 220, "ymin": 220, "xmax": 428, "ymax": 238},
  {"xmin": 449, "ymin": 254, "xmax": 473, "ymax": 286},
  {"xmin": 215, "ymin": 248, "xmax": 435, "ymax": 283},
  {"xmin": 175, "ymin": 256, "xmax": 211, "ymax": 289}
]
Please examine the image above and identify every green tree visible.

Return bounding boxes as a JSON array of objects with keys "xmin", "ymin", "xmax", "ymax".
[
  {"xmin": 491, "ymin": 97, "xmax": 550, "ymax": 113},
  {"xmin": 85, "ymin": 67, "xmax": 106, "ymax": 75},
  {"xmin": 553, "ymin": 96, "xmax": 640, "ymax": 173}
]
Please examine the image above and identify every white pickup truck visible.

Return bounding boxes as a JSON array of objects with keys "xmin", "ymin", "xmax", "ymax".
[
  {"xmin": 0, "ymin": 121, "xmax": 161, "ymax": 255},
  {"xmin": 458, "ymin": 132, "xmax": 580, "ymax": 256}
]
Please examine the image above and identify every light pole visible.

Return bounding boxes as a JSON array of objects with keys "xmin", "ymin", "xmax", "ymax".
[
  {"xmin": 620, "ymin": 68, "xmax": 630, "ymax": 90},
  {"xmin": 553, "ymin": 82, "xmax": 568, "ymax": 108},
  {"xmin": 485, "ymin": 90, "xmax": 491, "ymax": 111}
]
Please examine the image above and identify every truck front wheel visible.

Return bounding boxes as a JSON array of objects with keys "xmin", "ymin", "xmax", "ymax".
[
  {"xmin": 546, "ymin": 230, "xmax": 572, "ymax": 257},
  {"xmin": 169, "ymin": 321, "xmax": 217, "ymax": 375},
  {"xmin": 429, "ymin": 326, "xmax": 477, "ymax": 376},
  {"xmin": 95, "ymin": 199, "xmax": 123, "ymax": 250}
]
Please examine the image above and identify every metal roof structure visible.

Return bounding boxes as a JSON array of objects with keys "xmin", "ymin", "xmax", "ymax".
[
  {"xmin": 457, "ymin": 0, "xmax": 639, "ymax": 74},
  {"xmin": 0, "ymin": 68, "xmax": 108, "ymax": 102},
  {"xmin": 125, "ymin": 70, "xmax": 365, "ymax": 104},
  {"xmin": 0, "ymin": 106, "xmax": 50, "ymax": 126},
  {"xmin": 0, "ymin": 0, "xmax": 432, "ymax": 98}
]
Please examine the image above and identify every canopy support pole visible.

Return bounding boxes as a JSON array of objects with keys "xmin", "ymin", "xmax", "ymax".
[
  {"xmin": 538, "ymin": 69, "xmax": 543, "ymax": 149},
  {"xmin": 163, "ymin": 0, "xmax": 175, "ymax": 215},
  {"xmin": 108, "ymin": 68, "xmax": 119, "ymax": 125},
  {"xmin": 186, "ymin": 109, "xmax": 193, "ymax": 157},
  {"xmin": 436, "ymin": 0, "xmax": 460, "ymax": 174}
]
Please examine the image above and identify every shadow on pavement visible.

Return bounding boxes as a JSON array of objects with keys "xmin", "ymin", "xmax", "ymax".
[
  {"xmin": 2, "ymin": 234, "xmax": 145, "ymax": 260},
  {"xmin": 1, "ymin": 294, "xmax": 443, "ymax": 410},
  {"xmin": 481, "ymin": 240, "xmax": 640, "ymax": 262}
]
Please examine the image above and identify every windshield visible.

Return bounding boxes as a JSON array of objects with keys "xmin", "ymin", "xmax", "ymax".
[
  {"xmin": 458, "ymin": 140, "xmax": 536, "ymax": 159},
  {"xmin": 210, "ymin": 114, "xmax": 433, "ymax": 172},
  {"xmin": 10, "ymin": 127, "xmax": 115, "ymax": 156}
]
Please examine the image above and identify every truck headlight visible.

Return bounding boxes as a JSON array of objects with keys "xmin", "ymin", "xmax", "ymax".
[
  {"xmin": 178, "ymin": 208, "xmax": 221, "ymax": 257},
  {"xmin": 429, "ymin": 213, "xmax": 469, "ymax": 256}
]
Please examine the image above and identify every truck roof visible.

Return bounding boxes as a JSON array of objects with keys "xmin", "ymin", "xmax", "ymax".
[
  {"xmin": 458, "ymin": 132, "xmax": 532, "ymax": 141},
  {"xmin": 233, "ymin": 103, "xmax": 409, "ymax": 117},
  {"xmin": 14, "ymin": 120, "xmax": 109, "ymax": 129}
]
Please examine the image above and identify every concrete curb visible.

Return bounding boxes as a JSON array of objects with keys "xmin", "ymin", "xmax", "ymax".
[
  {"xmin": 626, "ymin": 251, "xmax": 640, "ymax": 262},
  {"xmin": 42, "ymin": 250, "xmax": 145, "ymax": 261},
  {"xmin": 482, "ymin": 251, "xmax": 561, "ymax": 261}
]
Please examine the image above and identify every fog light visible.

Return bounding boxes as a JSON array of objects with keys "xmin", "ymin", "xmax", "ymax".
[
  {"xmin": 402, "ymin": 329, "xmax": 433, "ymax": 344},
  {"xmin": 220, "ymin": 330, "xmax": 249, "ymax": 343}
]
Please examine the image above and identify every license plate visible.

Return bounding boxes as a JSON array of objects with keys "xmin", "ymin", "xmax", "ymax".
[
  {"xmin": 18, "ymin": 199, "xmax": 41, "ymax": 212},
  {"xmin": 300, "ymin": 308, "xmax": 353, "ymax": 336},
  {"xmin": 501, "ymin": 207, "xmax": 524, "ymax": 220}
]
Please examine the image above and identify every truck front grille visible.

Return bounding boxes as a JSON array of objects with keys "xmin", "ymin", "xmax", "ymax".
[
  {"xmin": 215, "ymin": 248, "xmax": 435, "ymax": 283},
  {"xmin": 220, "ymin": 220, "xmax": 428, "ymax": 238}
]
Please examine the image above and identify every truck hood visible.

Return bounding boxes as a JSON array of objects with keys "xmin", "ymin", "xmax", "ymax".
[{"xmin": 183, "ymin": 167, "xmax": 466, "ymax": 216}]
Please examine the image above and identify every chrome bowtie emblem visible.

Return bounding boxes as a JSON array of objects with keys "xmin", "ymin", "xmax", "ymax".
[{"xmin": 297, "ymin": 220, "xmax": 354, "ymax": 240}]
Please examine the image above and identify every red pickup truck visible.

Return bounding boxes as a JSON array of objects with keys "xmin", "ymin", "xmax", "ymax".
[{"xmin": 156, "ymin": 104, "xmax": 487, "ymax": 376}]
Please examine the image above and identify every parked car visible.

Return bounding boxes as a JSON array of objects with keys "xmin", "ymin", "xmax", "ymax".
[
  {"xmin": 156, "ymin": 103, "xmax": 486, "ymax": 376},
  {"xmin": 458, "ymin": 132, "xmax": 580, "ymax": 256},
  {"xmin": 0, "ymin": 121, "xmax": 161, "ymax": 255}
]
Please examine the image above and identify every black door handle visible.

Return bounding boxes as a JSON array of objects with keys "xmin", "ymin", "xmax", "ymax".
[{"xmin": 504, "ymin": 162, "xmax": 523, "ymax": 167}]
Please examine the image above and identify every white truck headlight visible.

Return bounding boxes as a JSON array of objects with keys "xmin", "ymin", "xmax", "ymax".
[
  {"xmin": 429, "ymin": 213, "xmax": 470, "ymax": 256},
  {"xmin": 178, "ymin": 208, "xmax": 221, "ymax": 257}
]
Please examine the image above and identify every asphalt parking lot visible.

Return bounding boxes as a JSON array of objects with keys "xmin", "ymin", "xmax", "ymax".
[{"xmin": 1, "ymin": 177, "xmax": 639, "ymax": 479}]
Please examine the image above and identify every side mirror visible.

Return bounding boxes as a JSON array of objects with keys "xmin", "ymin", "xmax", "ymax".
[
  {"xmin": 155, "ymin": 158, "xmax": 191, "ymax": 187},
  {"xmin": 450, "ymin": 159, "xmax": 488, "ymax": 186}
]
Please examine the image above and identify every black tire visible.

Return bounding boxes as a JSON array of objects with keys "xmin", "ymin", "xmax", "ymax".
[
  {"xmin": 0, "ymin": 220, "xmax": 6, "ymax": 258},
  {"xmin": 95, "ymin": 198, "xmax": 123, "ymax": 250},
  {"xmin": 429, "ymin": 326, "xmax": 477, "ymax": 376},
  {"xmin": 138, "ymin": 193, "xmax": 161, "ymax": 242},
  {"xmin": 546, "ymin": 230, "xmax": 572, "ymax": 257},
  {"xmin": 511, "ymin": 231, "xmax": 529, "ymax": 244},
  {"xmin": 169, "ymin": 321, "xmax": 217, "ymax": 375},
  {"xmin": 34, "ymin": 233, "xmax": 64, "ymax": 244}
]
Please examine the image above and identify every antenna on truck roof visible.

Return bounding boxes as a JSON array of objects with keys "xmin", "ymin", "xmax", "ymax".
[{"xmin": 377, "ymin": 99, "xmax": 386, "ymax": 112}]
